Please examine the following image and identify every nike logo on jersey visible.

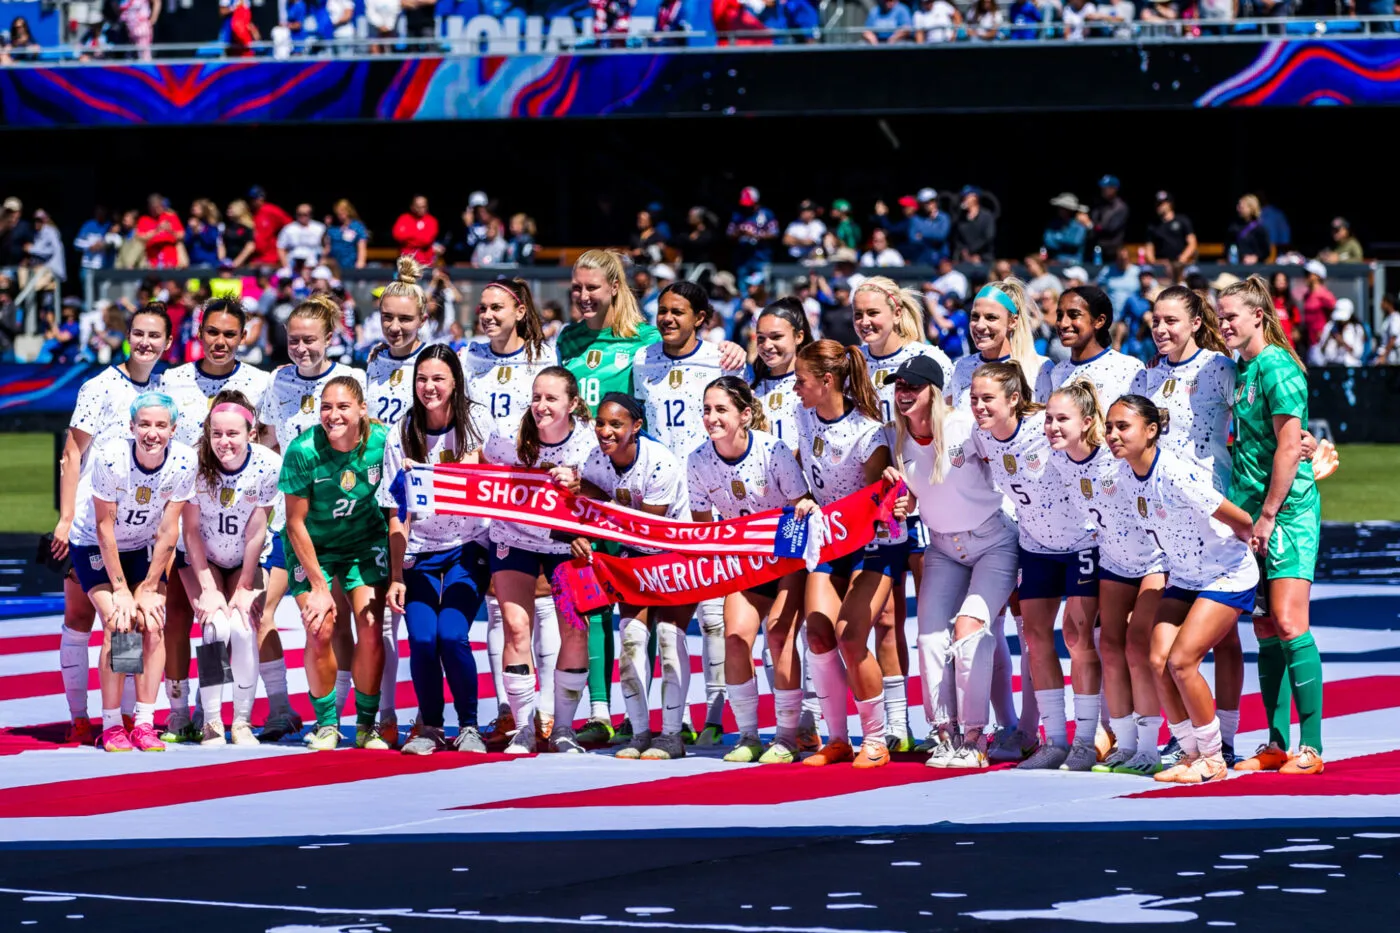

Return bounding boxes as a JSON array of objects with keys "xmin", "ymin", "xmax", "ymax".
[{"xmin": 313, "ymin": 477, "xmax": 333, "ymax": 484}]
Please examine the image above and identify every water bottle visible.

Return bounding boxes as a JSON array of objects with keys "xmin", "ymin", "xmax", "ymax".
[
  {"xmin": 1228, "ymin": 244, "xmax": 1239, "ymax": 264},
  {"xmin": 1093, "ymin": 245, "xmax": 1103, "ymax": 266}
]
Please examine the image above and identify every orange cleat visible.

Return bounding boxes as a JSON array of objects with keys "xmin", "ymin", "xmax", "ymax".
[
  {"xmin": 852, "ymin": 739, "xmax": 891, "ymax": 770},
  {"xmin": 795, "ymin": 726, "xmax": 822, "ymax": 753},
  {"xmin": 1154, "ymin": 754, "xmax": 1199, "ymax": 783},
  {"xmin": 1171, "ymin": 753, "xmax": 1228, "ymax": 784},
  {"xmin": 1234, "ymin": 742, "xmax": 1291, "ymax": 772},
  {"xmin": 1095, "ymin": 724, "xmax": 1116, "ymax": 763},
  {"xmin": 1278, "ymin": 746, "xmax": 1325, "ymax": 775},
  {"xmin": 66, "ymin": 717, "xmax": 96, "ymax": 746},
  {"xmin": 802, "ymin": 737, "xmax": 855, "ymax": 767},
  {"xmin": 480, "ymin": 709, "xmax": 515, "ymax": 750}
]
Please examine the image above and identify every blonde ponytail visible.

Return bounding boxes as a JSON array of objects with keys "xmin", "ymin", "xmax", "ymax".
[
  {"xmin": 289, "ymin": 293, "xmax": 342, "ymax": 339},
  {"xmin": 574, "ymin": 249, "xmax": 643, "ymax": 340},
  {"xmin": 379, "ymin": 255, "xmax": 428, "ymax": 316},
  {"xmin": 854, "ymin": 275, "xmax": 925, "ymax": 346},
  {"xmin": 892, "ymin": 386, "xmax": 949, "ymax": 484},
  {"xmin": 1220, "ymin": 274, "xmax": 1306, "ymax": 373}
]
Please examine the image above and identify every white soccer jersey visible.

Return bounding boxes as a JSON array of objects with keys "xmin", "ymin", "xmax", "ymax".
[
  {"xmin": 160, "ymin": 361, "xmax": 272, "ymax": 449},
  {"xmin": 72, "ymin": 439, "xmax": 197, "ymax": 550},
  {"xmin": 366, "ymin": 343, "xmax": 426, "ymax": 428},
  {"xmin": 583, "ymin": 435, "xmax": 689, "ymax": 554},
  {"xmin": 377, "ymin": 407, "xmax": 496, "ymax": 555},
  {"xmin": 633, "ymin": 341, "xmax": 744, "ymax": 459},
  {"xmin": 860, "ymin": 342, "xmax": 954, "ymax": 424},
  {"xmin": 258, "ymin": 362, "xmax": 366, "ymax": 452},
  {"xmin": 897, "ymin": 410, "xmax": 1004, "ymax": 535},
  {"xmin": 973, "ymin": 411, "xmax": 1092, "ymax": 554},
  {"xmin": 1049, "ymin": 446, "xmax": 1164, "ymax": 578},
  {"xmin": 947, "ymin": 352, "xmax": 1055, "ymax": 411},
  {"xmin": 1037, "ymin": 347, "xmax": 1145, "ymax": 413},
  {"xmin": 483, "ymin": 420, "xmax": 598, "ymax": 555},
  {"xmin": 1131, "ymin": 349, "xmax": 1235, "ymax": 493},
  {"xmin": 1118, "ymin": 449, "xmax": 1258, "ymax": 593},
  {"xmin": 688, "ymin": 429, "xmax": 808, "ymax": 520},
  {"xmin": 67, "ymin": 366, "xmax": 162, "ymax": 547},
  {"xmin": 795, "ymin": 404, "xmax": 905, "ymax": 545},
  {"xmin": 180, "ymin": 444, "xmax": 281, "ymax": 569},
  {"xmin": 754, "ymin": 372, "xmax": 800, "ymax": 452},
  {"xmin": 461, "ymin": 339, "xmax": 559, "ymax": 439}
]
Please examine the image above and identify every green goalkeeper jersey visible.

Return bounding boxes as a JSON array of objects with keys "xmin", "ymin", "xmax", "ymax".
[
  {"xmin": 556, "ymin": 321, "xmax": 661, "ymax": 414},
  {"xmin": 1228, "ymin": 344, "xmax": 1319, "ymax": 517},
  {"xmin": 278, "ymin": 421, "xmax": 389, "ymax": 552}
]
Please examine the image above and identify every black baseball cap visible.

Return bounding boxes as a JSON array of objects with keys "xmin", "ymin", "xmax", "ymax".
[{"xmin": 884, "ymin": 355, "xmax": 945, "ymax": 390}]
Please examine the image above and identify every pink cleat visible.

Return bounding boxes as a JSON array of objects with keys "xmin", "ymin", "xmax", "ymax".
[
  {"xmin": 101, "ymin": 726, "xmax": 133, "ymax": 752},
  {"xmin": 128, "ymin": 723, "xmax": 167, "ymax": 752}
]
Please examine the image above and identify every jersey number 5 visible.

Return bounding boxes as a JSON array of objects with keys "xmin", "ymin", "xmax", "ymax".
[{"xmin": 1009, "ymin": 483, "xmax": 1031, "ymax": 506}]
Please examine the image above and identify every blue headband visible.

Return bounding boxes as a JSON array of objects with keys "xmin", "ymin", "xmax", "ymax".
[{"xmin": 976, "ymin": 283, "xmax": 1018, "ymax": 317}]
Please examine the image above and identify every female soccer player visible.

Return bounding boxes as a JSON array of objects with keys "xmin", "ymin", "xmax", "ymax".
[
  {"xmin": 853, "ymin": 277, "xmax": 953, "ymax": 751},
  {"xmin": 751, "ymin": 297, "xmax": 813, "ymax": 452},
  {"xmin": 482, "ymin": 366, "xmax": 597, "ymax": 755},
  {"xmin": 1045, "ymin": 381, "xmax": 1166, "ymax": 775},
  {"xmin": 884, "ymin": 355, "xmax": 1018, "ymax": 769},
  {"xmin": 1131, "ymin": 285, "xmax": 1244, "ymax": 765},
  {"xmin": 687, "ymin": 377, "xmax": 811, "ymax": 763},
  {"xmin": 380, "ymin": 346, "xmax": 496, "ymax": 755},
  {"xmin": 634, "ymin": 281, "xmax": 746, "ymax": 746},
  {"xmin": 177, "ymin": 390, "xmax": 279, "ymax": 746},
  {"xmin": 160, "ymin": 297, "xmax": 272, "ymax": 744},
  {"xmin": 52, "ymin": 303, "xmax": 172, "ymax": 744},
  {"xmin": 256, "ymin": 295, "xmax": 366, "ymax": 741},
  {"xmin": 279, "ymin": 375, "xmax": 389, "ymax": 751},
  {"xmin": 462, "ymin": 276, "xmax": 563, "ymax": 749},
  {"xmin": 1037, "ymin": 285, "xmax": 1145, "ymax": 408},
  {"xmin": 1105, "ymin": 395, "xmax": 1258, "ymax": 784},
  {"xmin": 1217, "ymin": 276, "xmax": 1325, "ymax": 776},
  {"xmin": 569, "ymin": 393, "xmax": 693, "ymax": 760},
  {"xmin": 70, "ymin": 392, "xmax": 196, "ymax": 752},
  {"xmin": 794, "ymin": 340, "xmax": 903, "ymax": 769},
  {"xmin": 969, "ymin": 362, "xmax": 1096, "ymax": 770}
]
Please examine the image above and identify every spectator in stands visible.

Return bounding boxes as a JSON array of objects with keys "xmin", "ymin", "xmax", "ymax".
[
  {"xmin": 818, "ymin": 278, "xmax": 858, "ymax": 346},
  {"xmin": 393, "ymin": 195, "xmax": 439, "ymax": 266},
  {"xmin": 3, "ymin": 17, "xmax": 40, "ymax": 63},
  {"xmin": 248, "ymin": 186, "xmax": 292, "ymax": 266},
  {"xmin": 1256, "ymin": 190, "xmax": 1291, "ymax": 252},
  {"xmin": 1319, "ymin": 216, "xmax": 1363, "ymax": 263},
  {"xmin": 1145, "ymin": 191, "xmax": 1197, "ymax": 264},
  {"xmin": 1375, "ymin": 294, "xmax": 1400, "ymax": 365},
  {"xmin": 681, "ymin": 206, "xmax": 718, "ymax": 266},
  {"xmin": 931, "ymin": 254, "xmax": 968, "ymax": 301},
  {"xmin": 1061, "ymin": 0, "xmax": 1096, "ymax": 39},
  {"xmin": 952, "ymin": 186, "xmax": 995, "ymax": 263},
  {"xmin": 119, "ymin": 0, "xmax": 159, "ymax": 61},
  {"xmin": 471, "ymin": 218, "xmax": 509, "ymax": 266},
  {"xmin": 968, "ymin": 0, "xmax": 1004, "ymax": 37},
  {"xmin": 28, "ymin": 210, "xmax": 66, "ymax": 286},
  {"xmin": 828, "ymin": 199, "xmax": 861, "ymax": 250},
  {"xmin": 505, "ymin": 213, "xmax": 537, "ymax": 265},
  {"xmin": 283, "ymin": 0, "xmax": 316, "ymax": 50},
  {"xmin": 440, "ymin": 191, "xmax": 491, "ymax": 265},
  {"xmin": 1196, "ymin": 0, "xmax": 1236, "ymax": 25},
  {"xmin": 112, "ymin": 210, "xmax": 146, "ymax": 269},
  {"xmin": 1097, "ymin": 246, "xmax": 1139, "ymax": 314},
  {"xmin": 74, "ymin": 207, "xmax": 115, "ymax": 278},
  {"xmin": 224, "ymin": 199, "xmax": 257, "ymax": 267},
  {"xmin": 1318, "ymin": 298, "xmax": 1366, "ymax": 366},
  {"xmin": 324, "ymin": 199, "xmax": 368, "ymax": 271},
  {"xmin": 1300, "ymin": 259, "xmax": 1336, "ymax": 357},
  {"xmin": 1030, "ymin": 281, "xmax": 1065, "ymax": 358},
  {"xmin": 186, "ymin": 200, "xmax": 225, "ymax": 267},
  {"xmin": 630, "ymin": 209, "xmax": 668, "ymax": 266},
  {"xmin": 136, "ymin": 194, "xmax": 186, "ymax": 269},
  {"xmin": 1044, "ymin": 192, "xmax": 1088, "ymax": 264},
  {"xmin": 401, "ymin": 0, "xmax": 435, "ymax": 39},
  {"xmin": 914, "ymin": 0, "xmax": 962, "ymax": 41},
  {"xmin": 0, "ymin": 197, "xmax": 34, "ymax": 273},
  {"xmin": 1228, "ymin": 194, "xmax": 1271, "ymax": 264},
  {"xmin": 365, "ymin": 0, "xmax": 402, "ymax": 51},
  {"xmin": 1115, "ymin": 268, "xmax": 1156, "ymax": 360},
  {"xmin": 864, "ymin": 0, "xmax": 913, "ymax": 42},
  {"xmin": 41, "ymin": 299, "xmax": 83, "ymax": 364},
  {"xmin": 905, "ymin": 188, "xmax": 951, "ymax": 264},
  {"xmin": 1270, "ymin": 270, "xmax": 1305, "ymax": 353},
  {"xmin": 1089, "ymin": 0, "xmax": 1135, "ymax": 37},
  {"xmin": 590, "ymin": 0, "xmax": 633, "ymax": 47},
  {"xmin": 726, "ymin": 187, "xmax": 778, "ymax": 283},
  {"xmin": 860, "ymin": 228, "xmax": 905, "ymax": 267},
  {"xmin": 1139, "ymin": 0, "xmax": 1181, "ymax": 29},
  {"xmin": 221, "ymin": 0, "xmax": 260, "ymax": 55},
  {"xmin": 1006, "ymin": 0, "xmax": 1043, "ymax": 37},
  {"xmin": 1024, "ymin": 254, "xmax": 1061, "ymax": 297},
  {"xmin": 1089, "ymin": 174, "xmax": 1128, "ymax": 258},
  {"xmin": 783, "ymin": 199, "xmax": 827, "ymax": 262},
  {"xmin": 277, "ymin": 203, "xmax": 326, "ymax": 268}
]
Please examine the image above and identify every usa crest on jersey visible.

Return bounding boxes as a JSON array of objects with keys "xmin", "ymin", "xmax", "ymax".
[
  {"xmin": 1026, "ymin": 451, "xmax": 1042, "ymax": 471},
  {"xmin": 368, "ymin": 466, "xmax": 380, "ymax": 485},
  {"xmin": 614, "ymin": 351, "xmax": 630, "ymax": 369},
  {"xmin": 219, "ymin": 486, "xmax": 235, "ymax": 509},
  {"xmin": 949, "ymin": 444, "xmax": 965, "ymax": 468}
]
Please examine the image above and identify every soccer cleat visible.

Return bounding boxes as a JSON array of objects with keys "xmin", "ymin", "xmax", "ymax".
[
  {"xmin": 129, "ymin": 723, "xmax": 166, "ymax": 751},
  {"xmin": 1094, "ymin": 723, "xmax": 1116, "ymax": 763},
  {"xmin": 1113, "ymin": 750, "xmax": 1165, "ymax": 776},
  {"xmin": 356, "ymin": 725, "xmax": 390, "ymax": 751},
  {"xmin": 200, "ymin": 719, "xmax": 227, "ymax": 747},
  {"xmin": 914, "ymin": 731, "xmax": 942, "ymax": 754},
  {"xmin": 1235, "ymin": 742, "xmax": 1292, "ymax": 772},
  {"xmin": 852, "ymin": 738, "xmax": 891, "ymax": 769},
  {"xmin": 504, "ymin": 722, "xmax": 537, "ymax": 756},
  {"xmin": 575, "ymin": 718, "xmax": 615, "ymax": 745},
  {"xmin": 481, "ymin": 707, "xmax": 515, "ymax": 749},
  {"xmin": 535, "ymin": 713, "xmax": 555, "ymax": 752},
  {"xmin": 1159, "ymin": 736, "xmax": 1183, "ymax": 767},
  {"xmin": 610, "ymin": 718, "xmax": 635, "ymax": 746},
  {"xmin": 1154, "ymin": 753, "xmax": 1200, "ymax": 783},
  {"xmin": 229, "ymin": 720, "xmax": 258, "ymax": 747},
  {"xmin": 641, "ymin": 732, "xmax": 688, "ymax": 760},
  {"xmin": 945, "ymin": 735, "xmax": 989, "ymax": 769},
  {"xmin": 66, "ymin": 717, "xmax": 96, "ymax": 747},
  {"xmin": 1221, "ymin": 742, "xmax": 1238, "ymax": 769},
  {"xmin": 377, "ymin": 714, "xmax": 399, "ymax": 749},
  {"xmin": 989, "ymin": 728, "xmax": 1038, "ymax": 763},
  {"xmin": 679, "ymin": 722, "xmax": 699, "ymax": 745},
  {"xmin": 695, "ymin": 723, "xmax": 725, "ymax": 747},
  {"xmin": 885, "ymin": 733, "xmax": 916, "ymax": 753},
  {"xmin": 550, "ymin": 726, "xmax": 585, "ymax": 754},
  {"xmin": 401, "ymin": 724, "xmax": 447, "ymax": 756},
  {"xmin": 101, "ymin": 726, "xmax": 133, "ymax": 752},
  {"xmin": 924, "ymin": 736, "xmax": 959, "ymax": 769},
  {"xmin": 795, "ymin": 725, "xmax": 822, "ymax": 753},
  {"xmin": 1061, "ymin": 740, "xmax": 1099, "ymax": 772},
  {"xmin": 1278, "ymin": 745, "xmax": 1325, "ymax": 775},
  {"xmin": 614, "ymin": 730, "xmax": 654, "ymax": 759},
  {"xmin": 803, "ymin": 737, "xmax": 855, "ymax": 767},
  {"xmin": 260, "ymin": 710, "xmax": 303, "ymax": 743},
  {"xmin": 1017, "ymin": 744, "xmax": 1069, "ymax": 770},
  {"xmin": 723, "ymin": 734, "xmax": 765, "ymax": 763},
  {"xmin": 1171, "ymin": 753, "xmax": 1228, "ymax": 784},
  {"xmin": 160, "ymin": 709, "xmax": 198, "ymax": 744},
  {"xmin": 1092, "ymin": 747, "xmax": 1135, "ymax": 773},
  {"xmin": 307, "ymin": 725, "xmax": 341, "ymax": 750},
  {"xmin": 453, "ymin": 726, "xmax": 487, "ymax": 754},
  {"xmin": 758, "ymin": 740, "xmax": 797, "ymax": 764}
]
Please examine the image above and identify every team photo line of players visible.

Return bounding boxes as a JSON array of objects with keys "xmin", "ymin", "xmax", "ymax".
[{"xmin": 48, "ymin": 248, "xmax": 1326, "ymax": 780}]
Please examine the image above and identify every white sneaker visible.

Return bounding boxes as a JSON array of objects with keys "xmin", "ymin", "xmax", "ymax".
[
  {"xmin": 924, "ymin": 736, "xmax": 959, "ymax": 769},
  {"xmin": 945, "ymin": 735, "xmax": 989, "ymax": 769},
  {"xmin": 504, "ymin": 721, "xmax": 537, "ymax": 755},
  {"xmin": 200, "ymin": 719, "xmax": 227, "ymax": 747},
  {"xmin": 229, "ymin": 720, "xmax": 258, "ymax": 746}
]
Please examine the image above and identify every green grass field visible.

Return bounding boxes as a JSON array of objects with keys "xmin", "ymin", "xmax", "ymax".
[{"xmin": 0, "ymin": 433, "xmax": 1394, "ymax": 533}]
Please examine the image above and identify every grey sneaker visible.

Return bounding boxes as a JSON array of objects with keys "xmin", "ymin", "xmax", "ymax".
[
  {"xmin": 615, "ymin": 731, "xmax": 654, "ymax": 759},
  {"xmin": 453, "ymin": 726, "xmax": 487, "ymax": 754},
  {"xmin": 1017, "ymin": 743, "xmax": 1069, "ymax": 770},
  {"xmin": 641, "ymin": 732, "xmax": 687, "ymax": 760},
  {"xmin": 260, "ymin": 710, "xmax": 302, "ymax": 743},
  {"xmin": 1061, "ymin": 740, "xmax": 1099, "ymax": 772},
  {"xmin": 1092, "ymin": 746, "xmax": 1137, "ymax": 773},
  {"xmin": 402, "ymin": 724, "xmax": 447, "ymax": 756},
  {"xmin": 550, "ymin": 726, "xmax": 585, "ymax": 754},
  {"xmin": 989, "ymin": 727, "xmax": 1037, "ymax": 763},
  {"xmin": 504, "ymin": 721, "xmax": 536, "ymax": 755}
]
